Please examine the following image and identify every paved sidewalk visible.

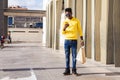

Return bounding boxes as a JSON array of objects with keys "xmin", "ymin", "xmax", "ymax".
[{"xmin": 0, "ymin": 42, "xmax": 120, "ymax": 80}]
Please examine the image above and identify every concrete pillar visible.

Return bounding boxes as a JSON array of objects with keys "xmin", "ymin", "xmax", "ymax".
[
  {"xmin": 76, "ymin": 0, "xmax": 83, "ymax": 50},
  {"xmin": 72, "ymin": 0, "xmax": 76, "ymax": 17},
  {"xmin": 46, "ymin": 1, "xmax": 56, "ymax": 48},
  {"xmin": 76, "ymin": 0, "xmax": 83, "ymax": 26},
  {"xmin": 83, "ymin": 0, "xmax": 87, "ymax": 41},
  {"xmin": 113, "ymin": 0, "xmax": 120, "ymax": 67},
  {"xmin": 53, "ymin": 0, "xmax": 62, "ymax": 50},
  {"xmin": 100, "ymin": 0, "xmax": 114, "ymax": 64},
  {"xmin": 49, "ymin": 1, "xmax": 53, "ymax": 48},
  {"xmin": 46, "ymin": 4, "xmax": 50, "ymax": 47},
  {"xmin": 100, "ymin": 0, "xmax": 108, "ymax": 64},
  {"xmin": 0, "ymin": 9, "xmax": 4, "ymax": 35},
  {"xmin": 94, "ymin": 0, "xmax": 101, "ymax": 61},
  {"xmin": 43, "ymin": 16, "xmax": 46, "ymax": 45},
  {"xmin": 4, "ymin": 16, "xmax": 8, "ymax": 36},
  {"xmin": 0, "ymin": 0, "xmax": 8, "ymax": 36},
  {"xmin": 107, "ymin": 0, "xmax": 114, "ymax": 64},
  {"xmin": 91, "ymin": 0, "xmax": 95, "ymax": 60},
  {"xmin": 4, "ymin": 0, "xmax": 8, "ymax": 36},
  {"xmin": 100, "ymin": 0, "xmax": 109, "ymax": 64},
  {"xmin": 42, "ymin": 0, "xmax": 48, "ymax": 45},
  {"xmin": 66, "ymin": 0, "xmax": 72, "ymax": 8},
  {"xmin": 52, "ymin": 0, "xmax": 55, "ymax": 49},
  {"xmin": 86, "ymin": 0, "xmax": 92, "ymax": 58}
]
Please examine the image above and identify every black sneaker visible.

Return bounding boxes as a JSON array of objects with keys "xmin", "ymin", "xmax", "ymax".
[
  {"xmin": 63, "ymin": 68, "xmax": 70, "ymax": 75},
  {"xmin": 72, "ymin": 69, "xmax": 78, "ymax": 75}
]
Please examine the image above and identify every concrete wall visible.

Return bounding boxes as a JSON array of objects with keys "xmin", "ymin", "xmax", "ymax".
[{"xmin": 8, "ymin": 28, "xmax": 42, "ymax": 42}]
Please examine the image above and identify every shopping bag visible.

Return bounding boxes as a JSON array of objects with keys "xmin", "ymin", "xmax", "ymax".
[{"xmin": 76, "ymin": 47, "xmax": 86, "ymax": 64}]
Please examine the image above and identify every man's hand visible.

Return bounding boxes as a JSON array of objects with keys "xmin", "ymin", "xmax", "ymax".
[
  {"xmin": 80, "ymin": 36, "xmax": 84, "ymax": 46},
  {"xmin": 81, "ymin": 40, "xmax": 84, "ymax": 46},
  {"xmin": 63, "ymin": 23, "xmax": 69, "ymax": 31}
]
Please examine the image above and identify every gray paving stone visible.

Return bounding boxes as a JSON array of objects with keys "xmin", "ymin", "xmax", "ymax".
[{"xmin": 0, "ymin": 42, "xmax": 120, "ymax": 80}]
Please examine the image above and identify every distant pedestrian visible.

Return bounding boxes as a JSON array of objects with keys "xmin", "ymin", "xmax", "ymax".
[
  {"xmin": 62, "ymin": 8, "xmax": 84, "ymax": 75},
  {"xmin": 0, "ymin": 35, "xmax": 5, "ymax": 49},
  {"xmin": 7, "ymin": 31, "xmax": 12, "ymax": 43},
  {"xmin": 0, "ymin": 36, "xmax": 2, "ymax": 46}
]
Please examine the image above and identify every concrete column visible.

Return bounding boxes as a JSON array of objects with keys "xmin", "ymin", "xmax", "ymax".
[
  {"xmin": 4, "ymin": 16, "xmax": 8, "ymax": 36},
  {"xmin": 4, "ymin": 0, "xmax": 8, "ymax": 36},
  {"xmin": 113, "ymin": 0, "xmax": 120, "ymax": 67},
  {"xmin": 86, "ymin": 0, "xmax": 92, "ymax": 58},
  {"xmin": 52, "ymin": 0, "xmax": 55, "ymax": 49},
  {"xmin": 100, "ymin": 0, "xmax": 108, "ymax": 64},
  {"xmin": 43, "ymin": 16, "xmax": 46, "ymax": 45},
  {"xmin": 50, "ymin": 0, "xmax": 58, "ymax": 49},
  {"xmin": 53, "ymin": 0, "xmax": 62, "ymax": 50},
  {"xmin": 91, "ymin": 0, "xmax": 95, "ymax": 60},
  {"xmin": 100, "ymin": 0, "xmax": 114, "ymax": 64},
  {"xmin": 46, "ymin": 4, "xmax": 50, "ymax": 47},
  {"xmin": 94, "ymin": 0, "xmax": 101, "ymax": 61},
  {"xmin": 76, "ymin": 0, "xmax": 83, "ymax": 25},
  {"xmin": 46, "ymin": 2, "xmax": 52, "ymax": 48},
  {"xmin": 72, "ymin": 0, "xmax": 76, "ymax": 17},
  {"xmin": 107, "ymin": 0, "xmax": 114, "ymax": 64},
  {"xmin": 42, "ymin": 0, "xmax": 48, "ymax": 45},
  {"xmin": 83, "ymin": 0, "xmax": 86, "ymax": 40},
  {"xmin": 0, "ymin": 9, "xmax": 4, "ymax": 35},
  {"xmin": 65, "ymin": 0, "xmax": 72, "ymax": 8},
  {"xmin": 76, "ymin": 0, "xmax": 83, "ymax": 50},
  {"xmin": 0, "ymin": 0, "xmax": 8, "ymax": 36},
  {"xmin": 49, "ymin": 2, "xmax": 53, "ymax": 48},
  {"xmin": 46, "ymin": 1, "xmax": 55, "ymax": 48}
]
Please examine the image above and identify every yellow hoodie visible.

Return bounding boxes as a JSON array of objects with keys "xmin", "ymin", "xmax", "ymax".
[{"xmin": 62, "ymin": 17, "xmax": 83, "ymax": 40}]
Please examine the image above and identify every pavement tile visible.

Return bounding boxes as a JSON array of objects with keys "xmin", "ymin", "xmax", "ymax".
[{"xmin": 0, "ymin": 43, "xmax": 120, "ymax": 80}]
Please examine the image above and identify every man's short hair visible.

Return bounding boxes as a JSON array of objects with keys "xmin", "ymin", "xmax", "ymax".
[{"xmin": 65, "ymin": 8, "xmax": 72, "ymax": 13}]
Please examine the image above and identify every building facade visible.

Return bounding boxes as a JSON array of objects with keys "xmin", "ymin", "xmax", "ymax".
[
  {"xmin": 8, "ymin": 16, "xmax": 43, "ymax": 28},
  {"xmin": 0, "ymin": 0, "xmax": 44, "ymax": 37},
  {"xmin": 8, "ymin": 6, "xmax": 43, "ymax": 28},
  {"xmin": 45, "ymin": 0, "xmax": 120, "ymax": 67}
]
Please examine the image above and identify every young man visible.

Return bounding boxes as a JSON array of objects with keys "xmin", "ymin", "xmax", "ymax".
[{"xmin": 62, "ymin": 8, "xmax": 84, "ymax": 75}]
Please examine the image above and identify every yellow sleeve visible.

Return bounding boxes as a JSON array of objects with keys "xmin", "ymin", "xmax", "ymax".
[
  {"xmin": 62, "ymin": 21, "xmax": 67, "ymax": 34},
  {"xmin": 77, "ymin": 20, "xmax": 83, "ymax": 36}
]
